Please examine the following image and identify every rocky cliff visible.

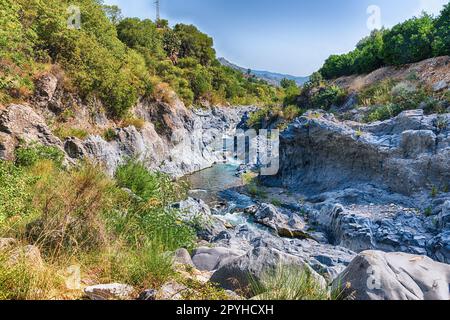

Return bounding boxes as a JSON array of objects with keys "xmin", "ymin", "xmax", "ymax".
[
  {"xmin": 0, "ymin": 73, "xmax": 252, "ymax": 177},
  {"xmin": 261, "ymin": 110, "xmax": 449, "ymax": 263}
]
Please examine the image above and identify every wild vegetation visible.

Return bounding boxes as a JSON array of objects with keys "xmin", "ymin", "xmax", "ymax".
[
  {"xmin": 250, "ymin": 264, "xmax": 340, "ymax": 300},
  {"xmin": 0, "ymin": 144, "xmax": 211, "ymax": 299},
  {"xmin": 0, "ymin": 0, "xmax": 285, "ymax": 116},
  {"xmin": 319, "ymin": 4, "xmax": 450, "ymax": 79}
]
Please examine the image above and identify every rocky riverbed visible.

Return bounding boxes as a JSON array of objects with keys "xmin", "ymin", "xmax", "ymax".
[
  {"xmin": 1, "ymin": 78, "xmax": 449, "ymax": 299},
  {"xmin": 176, "ymin": 109, "xmax": 450, "ymax": 300}
]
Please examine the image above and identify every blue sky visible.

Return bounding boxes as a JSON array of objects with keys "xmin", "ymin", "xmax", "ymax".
[{"xmin": 104, "ymin": 0, "xmax": 448, "ymax": 76}]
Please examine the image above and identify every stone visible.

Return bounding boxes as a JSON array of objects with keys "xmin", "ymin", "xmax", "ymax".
[
  {"xmin": 254, "ymin": 203, "xmax": 308, "ymax": 238},
  {"xmin": 64, "ymin": 137, "xmax": 87, "ymax": 159},
  {"xmin": 276, "ymin": 226, "xmax": 311, "ymax": 240},
  {"xmin": 0, "ymin": 238, "xmax": 17, "ymax": 251},
  {"xmin": 429, "ymin": 231, "xmax": 450, "ymax": 264},
  {"xmin": 9, "ymin": 245, "xmax": 44, "ymax": 269},
  {"xmin": 437, "ymin": 201, "xmax": 450, "ymax": 229},
  {"xmin": 433, "ymin": 80, "xmax": 448, "ymax": 92},
  {"xmin": 191, "ymin": 247, "xmax": 245, "ymax": 271},
  {"xmin": 400, "ymin": 130, "xmax": 436, "ymax": 158},
  {"xmin": 137, "ymin": 289, "xmax": 157, "ymax": 301},
  {"xmin": 210, "ymin": 246, "xmax": 326, "ymax": 296},
  {"xmin": 262, "ymin": 110, "xmax": 449, "ymax": 196},
  {"xmin": 0, "ymin": 104, "xmax": 63, "ymax": 160},
  {"xmin": 174, "ymin": 248, "xmax": 195, "ymax": 267},
  {"xmin": 84, "ymin": 283, "xmax": 135, "ymax": 300},
  {"xmin": 332, "ymin": 251, "xmax": 450, "ymax": 300},
  {"xmin": 157, "ymin": 281, "xmax": 188, "ymax": 300},
  {"xmin": 34, "ymin": 74, "xmax": 58, "ymax": 106}
]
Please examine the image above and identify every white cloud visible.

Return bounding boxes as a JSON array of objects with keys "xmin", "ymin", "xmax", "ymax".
[{"xmin": 416, "ymin": 0, "xmax": 447, "ymax": 16}]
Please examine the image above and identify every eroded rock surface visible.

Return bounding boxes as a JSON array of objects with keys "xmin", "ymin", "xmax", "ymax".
[
  {"xmin": 332, "ymin": 250, "xmax": 450, "ymax": 300},
  {"xmin": 261, "ymin": 110, "xmax": 450, "ymax": 263}
]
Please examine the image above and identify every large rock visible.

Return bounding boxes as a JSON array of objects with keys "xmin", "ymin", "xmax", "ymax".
[
  {"xmin": 263, "ymin": 110, "xmax": 450, "ymax": 196},
  {"xmin": 191, "ymin": 247, "xmax": 245, "ymax": 271},
  {"xmin": 209, "ymin": 246, "xmax": 326, "ymax": 295},
  {"xmin": 83, "ymin": 99, "xmax": 253, "ymax": 177},
  {"xmin": 332, "ymin": 251, "xmax": 450, "ymax": 300},
  {"xmin": 0, "ymin": 104, "xmax": 63, "ymax": 160},
  {"xmin": 253, "ymin": 203, "xmax": 310, "ymax": 240},
  {"xmin": 84, "ymin": 283, "xmax": 135, "ymax": 300}
]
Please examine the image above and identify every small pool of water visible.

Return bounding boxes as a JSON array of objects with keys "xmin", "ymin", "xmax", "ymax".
[{"xmin": 183, "ymin": 163, "xmax": 243, "ymax": 204}]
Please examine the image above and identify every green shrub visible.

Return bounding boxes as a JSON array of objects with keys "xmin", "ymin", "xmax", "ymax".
[
  {"xmin": 0, "ymin": 252, "xmax": 61, "ymax": 300},
  {"xmin": 250, "ymin": 264, "xmax": 331, "ymax": 300},
  {"xmin": 15, "ymin": 144, "xmax": 64, "ymax": 168},
  {"xmin": 319, "ymin": 5, "xmax": 449, "ymax": 79},
  {"xmin": 311, "ymin": 85, "xmax": 346, "ymax": 110},
  {"xmin": 26, "ymin": 163, "xmax": 119, "ymax": 255},
  {"xmin": 0, "ymin": 161, "xmax": 36, "ymax": 222},
  {"xmin": 365, "ymin": 103, "xmax": 403, "ymax": 122},
  {"xmin": 53, "ymin": 127, "xmax": 89, "ymax": 140},
  {"xmin": 358, "ymin": 80, "xmax": 398, "ymax": 106},
  {"xmin": 283, "ymin": 105, "xmax": 303, "ymax": 121},
  {"xmin": 104, "ymin": 242, "xmax": 175, "ymax": 288},
  {"xmin": 103, "ymin": 128, "xmax": 117, "ymax": 142},
  {"xmin": 115, "ymin": 159, "xmax": 186, "ymax": 204}
]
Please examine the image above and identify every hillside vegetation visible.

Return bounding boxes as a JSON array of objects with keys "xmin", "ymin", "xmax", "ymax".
[
  {"xmin": 319, "ymin": 4, "xmax": 450, "ymax": 79},
  {"xmin": 0, "ymin": 0, "xmax": 284, "ymax": 117}
]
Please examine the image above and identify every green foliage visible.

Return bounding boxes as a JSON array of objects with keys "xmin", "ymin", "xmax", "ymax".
[
  {"xmin": 1, "ymin": 0, "xmax": 280, "ymax": 110},
  {"xmin": 115, "ymin": 159, "xmax": 187, "ymax": 205},
  {"xmin": 116, "ymin": 18, "xmax": 165, "ymax": 62},
  {"xmin": 280, "ymin": 78, "xmax": 297, "ymax": 89},
  {"xmin": 383, "ymin": 14, "xmax": 434, "ymax": 66},
  {"xmin": 0, "ymin": 252, "xmax": 61, "ymax": 300},
  {"xmin": 15, "ymin": 144, "xmax": 65, "ymax": 168},
  {"xmin": 358, "ymin": 79, "xmax": 398, "ymax": 106},
  {"xmin": 310, "ymin": 85, "xmax": 346, "ymax": 110},
  {"xmin": 0, "ymin": 161, "xmax": 35, "ymax": 222},
  {"xmin": 320, "ymin": 7, "xmax": 449, "ymax": 79},
  {"xmin": 53, "ymin": 126, "xmax": 89, "ymax": 140},
  {"xmin": 173, "ymin": 24, "xmax": 216, "ymax": 66},
  {"xmin": 250, "ymin": 264, "xmax": 332, "ymax": 300},
  {"xmin": 106, "ymin": 242, "xmax": 175, "ymax": 288},
  {"xmin": 432, "ymin": 3, "xmax": 450, "ymax": 56},
  {"xmin": 364, "ymin": 103, "xmax": 404, "ymax": 122}
]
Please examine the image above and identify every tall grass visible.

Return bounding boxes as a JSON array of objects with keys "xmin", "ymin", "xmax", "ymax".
[
  {"xmin": 250, "ymin": 264, "xmax": 335, "ymax": 300},
  {"xmin": 0, "ymin": 148, "xmax": 197, "ymax": 299}
]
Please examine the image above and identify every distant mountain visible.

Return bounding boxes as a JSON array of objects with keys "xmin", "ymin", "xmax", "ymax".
[{"xmin": 218, "ymin": 57, "xmax": 309, "ymax": 87}]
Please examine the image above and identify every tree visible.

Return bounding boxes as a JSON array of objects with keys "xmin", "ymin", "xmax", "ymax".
[
  {"xmin": 173, "ymin": 24, "xmax": 216, "ymax": 66},
  {"xmin": 383, "ymin": 13, "xmax": 434, "ymax": 65},
  {"xmin": 432, "ymin": 3, "xmax": 450, "ymax": 56},
  {"xmin": 353, "ymin": 29, "xmax": 385, "ymax": 73},
  {"xmin": 116, "ymin": 18, "xmax": 165, "ymax": 60},
  {"xmin": 280, "ymin": 78, "xmax": 297, "ymax": 89},
  {"xmin": 102, "ymin": 5, "xmax": 123, "ymax": 25}
]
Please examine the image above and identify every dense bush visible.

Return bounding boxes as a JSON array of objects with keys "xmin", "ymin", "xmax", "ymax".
[
  {"xmin": 320, "ymin": 4, "xmax": 450, "ymax": 79},
  {"xmin": 250, "ymin": 264, "xmax": 333, "ymax": 300},
  {"xmin": 432, "ymin": 4, "xmax": 450, "ymax": 56},
  {"xmin": 0, "ymin": 149, "xmax": 198, "ymax": 297},
  {"xmin": 0, "ymin": 161, "xmax": 36, "ymax": 222},
  {"xmin": 1, "ymin": 0, "xmax": 282, "ymax": 114},
  {"xmin": 310, "ymin": 85, "xmax": 346, "ymax": 110}
]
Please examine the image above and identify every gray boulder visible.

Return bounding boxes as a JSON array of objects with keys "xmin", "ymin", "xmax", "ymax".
[
  {"xmin": 191, "ymin": 247, "xmax": 245, "ymax": 271},
  {"xmin": 174, "ymin": 248, "xmax": 195, "ymax": 267},
  {"xmin": 209, "ymin": 246, "xmax": 326, "ymax": 295},
  {"xmin": 332, "ymin": 250, "xmax": 450, "ymax": 300},
  {"xmin": 433, "ymin": 80, "xmax": 448, "ymax": 92},
  {"xmin": 0, "ymin": 104, "xmax": 63, "ymax": 160}
]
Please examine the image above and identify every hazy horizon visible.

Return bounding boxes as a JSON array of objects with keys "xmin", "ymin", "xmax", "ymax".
[{"xmin": 104, "ymin": 0, "xmax": 448, "ymax": 76}]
